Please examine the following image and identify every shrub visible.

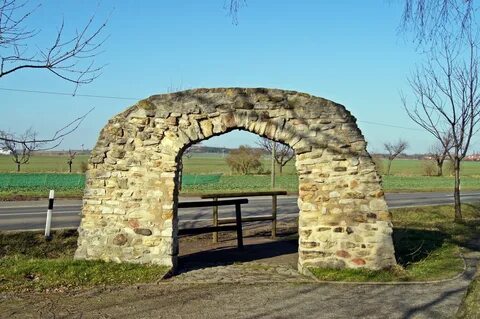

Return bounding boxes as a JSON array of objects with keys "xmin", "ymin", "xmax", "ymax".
[
  {"xmin": 79, "ymin": 161, "xmax": 88, "ymax": 173},
  {"xmin": 226, "ymin": 146, "xmax": 263, "ymax": 175},
  {"xmin": 444, "ymin": 160, "xmax": 454, "ymax": 176},
  {"xmin": 422, "ymin": 160, "xmax": 437, "ymax": 176},
  {"xmin": 372, "ymin": 156, "xmax": 384, "ymax": 175}
]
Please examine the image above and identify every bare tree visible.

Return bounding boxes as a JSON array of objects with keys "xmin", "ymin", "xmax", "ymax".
[
  {"xmin": 401, "ymin": 0, "xmax": 476, "ymax": 47},
  {"xmin": 428, "ymin": 132, "xmax": 453, "ymax": 176},
  {"xmin": 0, "ymin": 128, "xmax": 39, "ymax": 172},
  {"xmin": 66, "ymin": 149, "xmax": 77, "ymax": 173},
  {"xmin": 402, "ymin": 26, "xmax": 480, "ymax": 221},
  {"xmin": 225, "ymin": 0, "xmax": 246, "ymax": 24},
  {"xmin": 183, "ymin": 146, "xmax": 194, "ymax": 159},
  {"xmin": 0, "ymin": 0, "xmax": 108, "ymax": 92},
  {"xmin": 384, "ymin": 139, "xmax": 409, "ymax": 176},
  {"xmin": 0, "ymin": 1, "xmax": 105, "ymax": 148},
  {"xmin": 256, "ymin": 137, "xmax": 294, "ymax": 174},
  {"xmin": 226, "ymin": 145, "xmax": 262, "ymax": 175}
]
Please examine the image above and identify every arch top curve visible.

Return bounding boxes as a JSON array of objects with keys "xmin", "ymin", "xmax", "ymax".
[
  {"xmin": 122, "ymin": 87, "xmax": 353, "ymax": 122},
  {"xmin": 98, "ymin": 87, "xmax": 367, "ymax": 159},
  {"xmin": 76, "ymin": 87, "xmax": 396, "ymax": 273}
]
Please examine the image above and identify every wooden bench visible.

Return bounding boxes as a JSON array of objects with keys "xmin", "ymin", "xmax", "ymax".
[
  {"xmin": 200, "ymin": 191, "xmax": 287, "ymax": 242},
  {"xmin": 177, "ymin": 198, "xmax": 248, "ymax": 249}
]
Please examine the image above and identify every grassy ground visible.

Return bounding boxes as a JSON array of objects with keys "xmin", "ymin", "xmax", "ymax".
[
  {"xmin": 456, "ymin": 269, "xmax": 480, "ymax": 318},
  {"xmin": 182, "ymin": 174, "xmax": 480, "ymax": 195},
  {"xmin": 1, "ymin": 154, "xmax": 480, "ymax": 199},
  {"xmin": 4, "ymin": 153, "xmax": 480, "ymax": 177},
  {"xmin": 0, "ymin": 229, "xmax": 169, "ymax": 292},
  {"xmin": 311, "ymin": 204, "xmax": 480, "ymax": 282},
  {"xmin": 0, "ymin": 204, "xmax": 477, "ymax": 291},
  {"xmin": 0, "ymin": 154, "xmax": 90, "ymax": 173},
  {"xmin": 1, "ymin": 174, "xmax": 480, "ymax": 200}
]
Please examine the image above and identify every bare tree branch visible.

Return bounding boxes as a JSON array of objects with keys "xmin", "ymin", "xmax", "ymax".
[
  {"xmin": 383, "ymin": 139, "xmax": 409, "ymax": 175},
  {"xmin": 0, "ymin": 0, "xmax": 109, "ymax": 93},
  {"xmin": 256, "ymin": 137, "xmax": 294, "ymax": 174},
  {"xmin": 400, "ymin": 0, "xmax": 475, "ymax": 46},
  {"xmin": 0, "ymin": 107, "xmax": 94, "ymax": 146},
  {"xmin": 225, "ymin": 0, "xmax": 246, "ymax": 25}
]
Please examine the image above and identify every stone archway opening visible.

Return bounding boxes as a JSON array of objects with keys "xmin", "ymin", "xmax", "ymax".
[
  {"xmin": 75, "ymin": 88, "xmax": 396, "ymax": 275},
  {"xmin": 173, "ymin": 129, "xmax": 301, "ymax": 273}
]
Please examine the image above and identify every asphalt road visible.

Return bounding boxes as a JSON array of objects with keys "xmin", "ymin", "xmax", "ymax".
[{"xmin": 0, "ymin": 191, "xmax": 478, "ymax": 231}]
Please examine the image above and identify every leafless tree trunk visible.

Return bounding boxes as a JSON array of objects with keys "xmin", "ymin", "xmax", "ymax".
[
  {"xmin": 429, "ymin": 132, "xmax": 454, "ymax": 176},
  {"xmin": 384, "ymin": 140, "xmax": 409, "ymax": 175},
  {"xmin": 0, "ymin": 128, "xmax": 39, "ymax": 172},
  {"xmin": 67, "ymin": 149, "xmax": 77, "ymax": 173},
  {"xmin": 403, "ymin": 27, "xmax": 480, "ymax": 221},
  {"xmin": 0, "ymin": 0, "xmax": 108, "ymax": 93}
]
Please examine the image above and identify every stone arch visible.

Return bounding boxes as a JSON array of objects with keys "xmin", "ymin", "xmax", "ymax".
[{"xmin": 75, "ymin": 88, "xmax": 396, "ymax": 273}]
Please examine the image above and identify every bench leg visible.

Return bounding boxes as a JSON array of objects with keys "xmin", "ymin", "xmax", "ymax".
[
  {"xmin": 212, "ymin": 197, "xmax": 218, "ymax": 243},
  {"xmin": 235, "ymin": 203, "xmax": 243, "ymax": 249},
  {"xmin": 271, "ymin": 195, "xmax": 277, "ymax": 239}
]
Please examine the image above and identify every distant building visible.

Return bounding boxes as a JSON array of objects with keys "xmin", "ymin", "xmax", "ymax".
[
  {"xmin": 0, "ymin": 148, "xmax": 11, "ymax": 155},
  {"xmin": 465, "ymin": 153, "xmax": 480, "ymax": 161}
]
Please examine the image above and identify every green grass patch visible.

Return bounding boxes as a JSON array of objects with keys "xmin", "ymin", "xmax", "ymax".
[
  {"xmin": 181, "ymin": 174, "xmax": 480, "ymax": 195},
  {"xmin": 0, "ymin": 189, "xmax": 84, "ymax": 201},
  {"xmin": 310, "ymin": 204, "xmax": 480, "ymax": 282},
  {"xmin": 0, "ymin": 230, "xmax": 169, "ymax": 292},
  {"xmin": 2, "ymin": 173, "xmax": 480, "ymax": 200},
  {"xmin": 0, "ymin": 154, "xmax": 90, "ymax": 173},
  {"xmin": 383, "ymin": 176, "xmax": 480, "ymax": 192},
  {"xmin": 383, "ymin": 159, "xmax": 480, "ymax": 177},
  {"xmin": 457, "ymin": 269, "xmax": 480, "ymax": 318},
  {"xmin": 182, "ymin": 175, "xmax": 298, "ymax": 194},
  {"xmin": 1, "ymin": 155, "xmax": 480, "ymax": 199}
]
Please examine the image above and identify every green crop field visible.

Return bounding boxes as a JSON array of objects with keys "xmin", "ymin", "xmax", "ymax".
[
  {"xmin": 182, "ymin": 153, "xmax": 297, "ymax": 175},
  {"xmin": 0, "ymin": 154, "xmax": 90, "ymax": 173},
  {"xmin": 0, "ymin": 153, "xmax": 479, "ymax": 199}
]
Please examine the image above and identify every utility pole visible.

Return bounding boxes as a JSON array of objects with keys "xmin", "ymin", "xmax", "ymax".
[{"xmin": 271, "ymin": 141, "xmax": 276, "ymax": 188}]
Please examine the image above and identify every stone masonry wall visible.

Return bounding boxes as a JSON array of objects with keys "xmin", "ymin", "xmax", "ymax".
[{"xmin": 75, "ymin": 88, "xmax": 396, "ymax": 273}]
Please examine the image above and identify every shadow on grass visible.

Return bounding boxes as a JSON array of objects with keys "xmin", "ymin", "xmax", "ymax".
[
  {"xmin": 393, "ymin": 228, "xmax": 449, "ymax": 267},
  {"xmin": 178, "ymin": 225, "xmax": 467, "ymax": 280}
]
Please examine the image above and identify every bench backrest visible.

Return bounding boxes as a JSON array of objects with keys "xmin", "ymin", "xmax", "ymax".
[{"xmin": 200, "ymin": 191, "xmax": 287, "ymax": 199}]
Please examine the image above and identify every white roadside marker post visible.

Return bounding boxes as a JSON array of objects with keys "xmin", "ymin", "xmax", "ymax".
[{"xmin": 45, "ymin": 190, "xmax": 54, "ymax": 240}]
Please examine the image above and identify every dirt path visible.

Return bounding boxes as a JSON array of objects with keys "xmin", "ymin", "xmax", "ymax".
[
  {"xmin": 0, "ymin": 270, "xmax": 476, "ymax": 319},
  {"xmin": 1, "ymin": 233, "xmax": 479, "ymax": 319}
]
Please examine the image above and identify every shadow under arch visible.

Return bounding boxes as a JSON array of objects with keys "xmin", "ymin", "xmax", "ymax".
[{"xmin": 75, "ymin": 87, "xmax": 397, "ymax": 274}]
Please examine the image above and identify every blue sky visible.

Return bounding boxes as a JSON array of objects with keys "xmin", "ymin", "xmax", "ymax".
[{"xmin": 2, "ymin": 0, "xmax": 470, "ymax": 153}]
